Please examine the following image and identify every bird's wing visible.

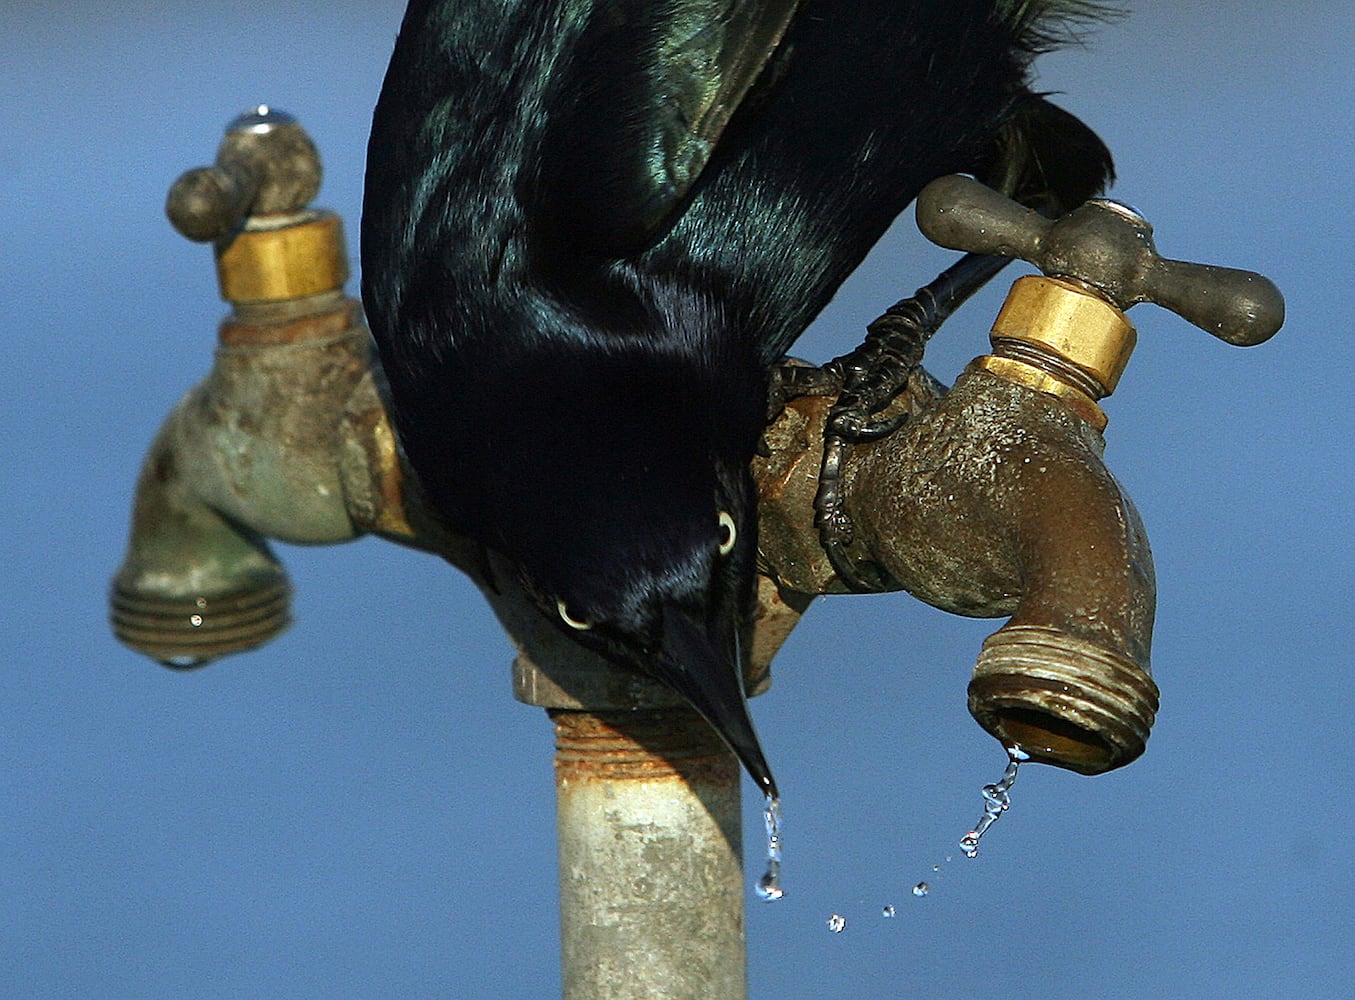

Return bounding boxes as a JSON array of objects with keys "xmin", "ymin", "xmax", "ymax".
[{"xmin": 536, "ymin": 0, "xmax": 804, "ymax": 256}]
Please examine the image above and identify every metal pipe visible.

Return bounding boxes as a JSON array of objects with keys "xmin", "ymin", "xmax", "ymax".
[
  {"xmin": 502, "ymin": 572, "xmax": 804, "ymax": 1000},
  {"xmin": 552, "ymin": 709, "xmax": 746, "ymax": 1000}
]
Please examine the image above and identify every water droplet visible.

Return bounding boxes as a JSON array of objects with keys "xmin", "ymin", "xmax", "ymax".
[
  {"xmin": 194, "ymin": 597, "xmax": 208, "ymax": 609},
  {"xmin": 756, "ymin": 796, "xmax": 785, "ymax": 902},
  {"xmin": 158, "ymin": 654, "xmax": 206, "ymax": 669},
  {"xmin": 958, "ymin": 755, "xmax": 1021, "ymax": 858},
  {"xmin": 931, "ymin": 864, "xmax": 941, "ymax": 873},
  {"xmin": 189, "ymin": 614, "xmax": 204, "ymax": 627},
  {"xmin": 755, "ymin": 865, "xmax": 783, "ymax": 902},
  {"xmin": 882, "ymin": 905, "xmax": 896, "ymax": 918},
  {"xmin": 912, "ymin": 882, "xmax": 929, "ymax": 897},
  {"xmin": 827, "ymin": 913, "xmax": 846, "ymax": 934}
]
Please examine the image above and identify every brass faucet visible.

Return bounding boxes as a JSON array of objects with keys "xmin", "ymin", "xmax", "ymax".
[
  {"xmin": 111, "ymin": 112, "xmax": 1282, "ymax": 779},
  {"xmin": 758, "ymin": 175, "xmax": 1281, "ymax": 772}
]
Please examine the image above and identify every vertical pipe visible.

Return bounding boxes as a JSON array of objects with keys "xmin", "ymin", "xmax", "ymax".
[
  {"xmin": 551, "ymin": 708, "xmax": 747, "ymax": 1000},
  {"xmin": 506, "ymin": 571, "xmax": 795, "ymax": 999}
]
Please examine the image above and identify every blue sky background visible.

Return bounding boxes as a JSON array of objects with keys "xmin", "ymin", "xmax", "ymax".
[{"xmin": 4, "ymin": 3, "xmax": 1353, "ymax": 997}]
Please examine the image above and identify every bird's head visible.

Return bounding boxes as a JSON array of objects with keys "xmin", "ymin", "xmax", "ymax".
[{"xmin": 471, "ymin": 344, "xmax": 778, "ymax": 798}]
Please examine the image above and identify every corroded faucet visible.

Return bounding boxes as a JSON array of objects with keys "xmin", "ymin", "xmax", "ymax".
[
  {"xmin": 759, "ymin": 175, "xmax": 1281, "ymax": 773},
  {"xmin": 112, "ymin": 107, "xmax": 406, "ymax": 667},
  {"xmin": 111, "ymin": 109, "xmax": 1281, "ymax": 999}
]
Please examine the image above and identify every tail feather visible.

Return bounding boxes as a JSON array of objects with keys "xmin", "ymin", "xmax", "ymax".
[
  {"xmin": 997, "ymin": 0, "xmax": 1125, "ymax": 56},
  {"xmin": 980, "ymin": 92, "xmax": 1116, "ymax": 216}
]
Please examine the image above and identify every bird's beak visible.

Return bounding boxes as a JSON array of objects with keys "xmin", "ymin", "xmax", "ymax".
[{"xmin": 657, "ymin": 603, "xmax": 778, "ymax": 799}]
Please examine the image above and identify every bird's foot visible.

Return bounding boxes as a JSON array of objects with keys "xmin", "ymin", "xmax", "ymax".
[
  {"xmin": 811, "ymin": 253, "xmax": 1014, "ymax": 591},
  {"xmin": 809, "ymin": 301, "xmax": 934, "ymax": 593},
  {"xmin": 765, "ymin": 358, "xmax": 842, "ymax": 422}
]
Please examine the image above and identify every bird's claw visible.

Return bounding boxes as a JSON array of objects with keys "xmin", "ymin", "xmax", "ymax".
[
  {"xmin": 766, "ymin": 360, "xmax": 844, "ymax": 421},
  {"xmin": 807, "ymin": 253, "xmax": 1013, "ymax": 591}
]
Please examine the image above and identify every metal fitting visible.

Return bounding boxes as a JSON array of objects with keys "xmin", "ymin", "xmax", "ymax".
[
  {"xmin": 969, "ymin": 625, "xmax": 1159, "ymax": 773},
  {"xmin": 976, "ymin": 274, "xmax": 1139, "ymax": 430},
  {"xmin": 990, "ymin": 277, "xmax": 1137, "ymax": 395},
  {"xmin": 215, "ymin": 212, "xmax": 349, "ymax": 303}
]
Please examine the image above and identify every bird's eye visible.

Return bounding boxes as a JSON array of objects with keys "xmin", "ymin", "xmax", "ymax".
[
  {"xmin": 557, "ymin": 599, "xmax": 593, "ymax": 631},
  {"xmin": 717, "ymin": 511, "xmax": 737, "ymax": 556}
]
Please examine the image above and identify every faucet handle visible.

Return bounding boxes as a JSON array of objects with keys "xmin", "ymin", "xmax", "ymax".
[
  {"xmin": 916, "ymin": 173, "xmax": 1284, "ymax": 347},
  {"xmin": 166, "ymin": 106, "xmax": 322, "ymax": 242},
  {"xmin": 166, "ymin": 107, "xmax": 347, "ymax": 305}
]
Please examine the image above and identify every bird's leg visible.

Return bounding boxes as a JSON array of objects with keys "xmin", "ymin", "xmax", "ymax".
[{"xmin": 814, "ymin": 252, "xmax": 1013, "ymax": 591}]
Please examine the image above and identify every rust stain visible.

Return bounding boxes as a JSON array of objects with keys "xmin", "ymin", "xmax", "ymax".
[{"xmin": 551, "ymin": 709, "xmax": 737, "ymax": 785}]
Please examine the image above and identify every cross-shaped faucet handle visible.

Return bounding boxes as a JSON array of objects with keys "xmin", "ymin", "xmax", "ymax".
[{"xmin": 916, "ymin": 173, "xmax": 1283, "ymax": 348}]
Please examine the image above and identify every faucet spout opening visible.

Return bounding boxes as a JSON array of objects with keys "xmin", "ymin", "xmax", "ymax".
[{"xmin": 968, "ymin": 625, "xmax": 1159, "ymax": 774}]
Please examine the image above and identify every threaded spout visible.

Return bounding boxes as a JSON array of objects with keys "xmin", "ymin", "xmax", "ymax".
[{"xmin": 969, "ymin": 625, "xmax": 1158, "ymax": 773}]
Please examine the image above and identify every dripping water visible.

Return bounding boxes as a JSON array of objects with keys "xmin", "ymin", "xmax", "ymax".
[
  {"xmin": 855, "ymin": 747, "xmax": 1033, "ymax": 921},
  {"xmin": 959, "ymin": 745, "xmax": 1027, "ymax": 858},
  {"xmin": 880, "ymin": 746, "xmax": 1026, "ymax": 916},
  {"xmin": 755, "ymin": 795, "xmax": 784, "ymax": 901}
]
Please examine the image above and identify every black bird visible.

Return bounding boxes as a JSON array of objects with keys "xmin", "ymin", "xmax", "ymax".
[{"xmin": 361, "ymin": 0, "xmax": 1116, "ymax": 800}]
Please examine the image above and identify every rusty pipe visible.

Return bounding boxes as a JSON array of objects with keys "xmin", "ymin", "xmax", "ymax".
[
  {"xmin": 498, "ymin": 569, "xmax": 807, "ymax": 1000},
  {"xmin": 552, "ymin": 709, "xmax": 747, "ymax": 1000}
]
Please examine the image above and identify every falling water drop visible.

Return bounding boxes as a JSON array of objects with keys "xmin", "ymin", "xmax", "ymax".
[
  {"xmin": 755, "ymin": 865, "xmax": 782, "ymax": 902},
  {"xmin": 958, "ymin": 749, "xmax": 1023, "ymax": 859},
  {"xmin": 755, "ymin": 796, "xmax": 784, "ymax": 902},
  {"xmin": 882, "ymin": 905, "xmax": 896, "ymax": 918},
  {"xmin": 959, "ymin": 832, "xmax": 981, "ymax": 859},
  {"xmin": 827, "ymin": 913, "xmax": 846, "ymax": 934},
  {"xmin": 912, "ymin": 882, "xmax": 929, "ymax": 897},
  {"xmin": 158, "ymin": 654, "xmax": 206, "ymax": 669}
]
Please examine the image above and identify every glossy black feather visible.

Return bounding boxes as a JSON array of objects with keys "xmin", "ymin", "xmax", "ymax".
[{"xmin": 361, "ymin": 0, "xmax": 1117, "ymax": 797}]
